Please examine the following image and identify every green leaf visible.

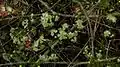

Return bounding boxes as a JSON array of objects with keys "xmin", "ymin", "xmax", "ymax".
[
  {"xmin": 75, "ymin": 19, "xmax": 84, "ymax": 29},
  {"xmin": 22, "ymin": 19, "xmax": 28, "ymax": 28},
  {"xmin": 57, "ymin": 29, "xmax": 67, "ymax": 40},
  {"xmin": 50, "ymin": 29, "xmax": 57, "ymax": 36},
  {"xmin": 100, "ymin": 0, "xmax": 109, "ymax": 9},
  {"xmin": 19, "ymin": 65, "xmax": 22, "ymax": 67},
  {"xmin": 67, "ymin": 32, "xmax": 75, "ymax": 39},
  {"xmin": 107, "ymin": 14, "xmax": 117, "ymax": 23},
  {"xmin": 62, "ymin": 23, "xmax": 69, "ymax": 30},
  {"xmin": 104, "ymin": 30, "xmax": 111, "ymax": 37},
  {"xmin": 41, "ymin": 12, "xmax": 54, "ymax": 28}
]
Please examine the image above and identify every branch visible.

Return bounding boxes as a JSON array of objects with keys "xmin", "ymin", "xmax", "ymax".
[
  {"xmin": 72, "ymin": 57, "xmax": 118, "ymax": 67},
  {"xmin": 0, "ymin": 57, "xmax": 118, "ymax": 66},
  {"xmin": 67, "ymin": 38, "xmax": 90, "ymax": 67},
  {"xmin": 38, "ymin": 0, "xmax": 75, "ymax": 17}
]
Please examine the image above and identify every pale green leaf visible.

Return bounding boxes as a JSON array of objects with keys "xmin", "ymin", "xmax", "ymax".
[{"xmin": 107, "ymin": 14, "xmax": 117, "ymax": 23}]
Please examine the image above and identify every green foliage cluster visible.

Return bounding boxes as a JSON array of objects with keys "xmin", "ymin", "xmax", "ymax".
[{"xmin": 1, "ymin": 0, "xmax": 120, "ymax": 67}]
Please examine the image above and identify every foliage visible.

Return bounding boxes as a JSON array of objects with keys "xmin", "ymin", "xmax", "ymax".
[{"xmin": 0, "ymin": 0, "xmax": 120, "ymax": 67}]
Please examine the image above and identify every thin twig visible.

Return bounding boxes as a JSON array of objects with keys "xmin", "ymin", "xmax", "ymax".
[
  {"xmin": 67, "ymin": 38, "xmax": 90, "ymax": 67},
  {"xmin": 78, "ymin": 1, "xmax": 94, "ymax": 57},
  {"xmin": 72, "ymin": 57, "xmax": 118, "ymax": 67},
  {"xmin": 38, "ymin": 0, "xmax": 75, "ymax": 17},
  {"xmin": 50, "ymin": 0, "xmax": 61, "ymax": 9},
  {"xmin": 106, "ymin": 40, "xmax": 112, "ymax": 59},
  {"xmin": 0, "ymin": 57, "xmax": 118, "ymax": 66},
  {"xmin": 49, "ymin": 40, "xmax": 67, "ymax": 63},
  {"xmin": 90, "ymin": 19, "xmax": 120, "ymax": 31}
]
